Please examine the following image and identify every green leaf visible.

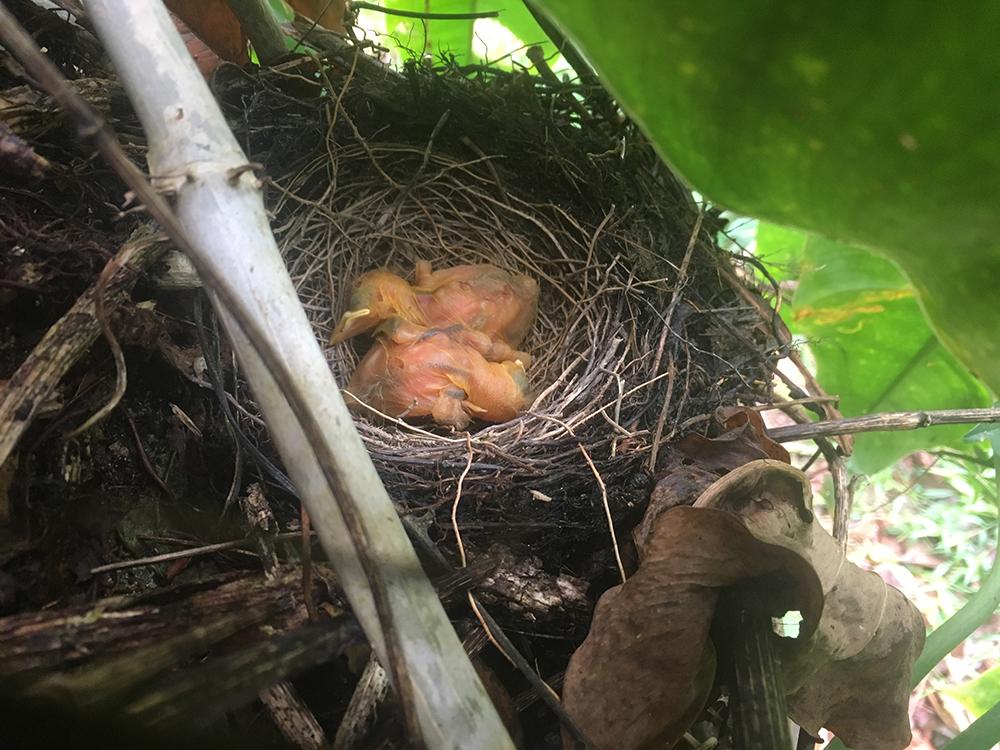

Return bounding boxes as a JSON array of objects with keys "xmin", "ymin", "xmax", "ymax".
[
  {"xmin": 266, "ymin": 0, "xmax": 294, "ymax": 22},
  {"xmin": 757, "ymin": 225, "xmax": 990, "ymax": 473},
  {"xmin": 946, "ymin": 664, "xmax": 1000, "ymax": 719},
  {"xmin": 494, "ymin": 3, "xmax": 554, "ymax": 57},
  {"xmin": 940, "ymin": 702, "xmax": 1000, "ymax": 750},
  {"xmin": 376, "ymin": 2, "xmax": 555, "ymax": 67},
  {"xmin": 530, "ymin": 1, "xmax": 1000, "ymax": 394},
  {"xmin": 829, "ymin": 703, "xmax": 1000, "ymax": 750},
  {"xmin": 753, "ymin": 222, "xmax": 805, "ymax": 281},
  {"xmin": 964, "ymin": 421, "xmax": 1000, "ymax": 444},
  {"xmin": 382, "ymin": 0, "xmax": 477, "ymax": 63}
]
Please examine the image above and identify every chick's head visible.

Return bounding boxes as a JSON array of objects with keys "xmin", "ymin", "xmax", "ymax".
[{"xmin": 330, "ymin": 271, "xmax": 419, "ymax": 343}]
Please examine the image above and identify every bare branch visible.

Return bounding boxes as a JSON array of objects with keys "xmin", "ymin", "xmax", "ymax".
[
  {"xmin": 768, "ymin": 407, "xmax": 1000, "ymax": 443},
  {"xmin": 225, "ymin": 0, "xmax": 287, "ymax": 64}
]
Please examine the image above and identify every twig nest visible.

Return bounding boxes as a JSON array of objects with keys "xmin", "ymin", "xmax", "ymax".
[{"xmin": 254, "ymin": 61, "xmax": 775, "ymax": 506}]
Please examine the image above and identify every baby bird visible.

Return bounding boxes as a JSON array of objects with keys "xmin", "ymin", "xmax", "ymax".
[
  {"xmin": 412, "ymin": 260, "xmax": 538, "ymax": 350},
  {"xmin": 345, "ymin": 319, "xmax": 530, "ymax": 429},
  {"xmin": 330, "ymin": 261, "xmax": 539, "ymax": 363},
  {"xmin": 330, "ymin": 270, "xmax": 422, "ymax": 343}
]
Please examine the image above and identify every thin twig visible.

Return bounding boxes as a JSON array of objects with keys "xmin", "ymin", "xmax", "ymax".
[
  {"xmin": 768, "ymin": 407, "xmax": 1000, "ymax": 442},
  {"xmin": 649, "ymin": 208, "xmax": 703, "ymax": 470},
  {"xmin": 90, "ymin": 530, "xmax": 316, "ymax": 575},
  {"xmin": 451, "ymin": 434, "xmax": 474, "ymax": 568},
  {"xmin": 647, "ymin": 355, "xmax": 676, "ymax": 470},
  {"xmin": 579, "ymin": 443, "xmax": 626, "ymax": 584},
  {"xmin": 349, "ymin": 2, "xmax": 498, "ymax": 20},
  {"xmin": 449, "ymin": 439, "xmax": 528, "ymax": 678},
  {"xmin": 472, "ymin": 598, "xmax": 596, "ymax": 750},
  {"xmin": 812, "ymin": 437, "xmax": 855, "ymax": 544},
  {"xmin": 752, "ymin": 395, "xmax": 840, "ymax": 411},
  {"xmin": 123, "ymin": 408, "xmax": 175, "ymax": 500},
  {"xmin": 716, "ymin": 256, "xmax": 847, "ymax": 434},
  {"xmin": 388, "ymin": 109, "xmax": 450, "ymax": 222},
  {"xmin": 301, "ymin": 505, "xmax": 319, "ymax": 623}
]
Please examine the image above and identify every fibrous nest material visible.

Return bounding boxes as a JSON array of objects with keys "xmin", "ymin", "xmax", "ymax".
[{"xmin": 213, "ymin": 53, "xmax": 779, "ymax": 508}]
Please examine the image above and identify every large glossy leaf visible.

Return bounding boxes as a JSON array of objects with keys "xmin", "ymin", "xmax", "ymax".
[
  {"xmin": 382, "ymin": 0, "xmax": 476, "ymax": 63},
  {"xmin": 532, "ymin": 1, "xmax": 1000, "ymax": 394},
  {"xmin": 379, "ymin": 1, "xmax": 554, "ymax": 66},
  {"xmin": 757, "ymin": 225, "xmax": 990, "ymax": 473},
  {"xmin": 491, "ymin": 3, "xmax": 554, "ymax": 58}
]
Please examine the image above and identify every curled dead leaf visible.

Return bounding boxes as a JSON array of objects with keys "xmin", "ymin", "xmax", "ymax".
[
  {"xmin": 564, "ymin": 459, "xmax": 924, "ymax": 750},
  {"xmin": 674, "ymin": 406, "xmax": 790, "ymax": 474},
  {"xmin": 633, "ymin": 462, "xmax": 718, "ymax": 558},
  {"xmin": 717, "ymin": 406, "xmax": 790, "ymax": 461},
  {"xmin": 637, "ymin": 406, "xmax": 789, "ymax": 557},
  {"xmin": 563, "ymin": 505, "xmax": 822, "ymax": 749},
  {"xmin": 696, "ymin": 460, "xmax": 925, "ymax": 750}
]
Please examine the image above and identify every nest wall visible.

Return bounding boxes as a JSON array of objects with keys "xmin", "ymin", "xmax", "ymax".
[{"xmin": 218, "ymin": 61, "xmax": 778, "ymax": 509}]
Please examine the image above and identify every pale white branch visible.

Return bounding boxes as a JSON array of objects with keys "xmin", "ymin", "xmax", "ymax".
[{"xmin": 78, "ymin": 3, "xmax": 512, "ymax": 746}]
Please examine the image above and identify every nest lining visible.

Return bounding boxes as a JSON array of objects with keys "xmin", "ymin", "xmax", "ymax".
[{"xmin": 218, "ymin": 58, "xmax": 776, "ymax": 506}]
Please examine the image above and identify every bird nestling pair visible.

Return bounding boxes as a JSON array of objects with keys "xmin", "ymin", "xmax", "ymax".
[{"xmin": 330, "ymin": 260, "xmax": 540, "ymax": 429}]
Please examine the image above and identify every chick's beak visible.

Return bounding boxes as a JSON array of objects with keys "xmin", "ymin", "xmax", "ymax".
[{"xmin": 329, "ymin": 307, "xmax": 373, "ymax": 344}]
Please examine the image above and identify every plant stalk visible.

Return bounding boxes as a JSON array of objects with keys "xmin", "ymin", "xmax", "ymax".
[{"xmin": 225, "ymin": 0, "xmax": 288, "ymax": 64}]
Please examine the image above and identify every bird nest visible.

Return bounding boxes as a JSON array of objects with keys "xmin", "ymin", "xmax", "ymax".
[{"xmin": 220, "ymin": 55, "xmax": 777, "ymax": 510}]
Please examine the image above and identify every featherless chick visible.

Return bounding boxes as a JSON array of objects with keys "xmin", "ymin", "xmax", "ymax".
[
  {"xmin": 346, "ymin": 318, "xmax": 530, "ymax": 429},
  {"xmin": 331, "ymin": 260, "xmax": 538, "ymax": 365}
]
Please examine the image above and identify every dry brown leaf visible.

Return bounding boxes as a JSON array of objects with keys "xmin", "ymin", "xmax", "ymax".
[
  {"xmin": 287, "ymin": 0, "xmax": 347, "ymax": 33},
  {"xmin": 164, "ymin": 0, "xmax": 249, "ymax": 66},
  {"xmin": 564, "ymin": 458, "xmax": 923, "ymax": 750},
  {"xmin": 563, "ymin": 506, "xmax": 822, "ymax": 750},
  {"xmin": 637, "ymin": 406, "xmax": 786, "ymax": 556},
  {"xmin": 695, "ymin": 460, "xmax": 925, "ymax": 750},
  {"xmin": 633, "ymin": 462, "xmax": 718, "ymax": 558},
  {"xmin": 717, "ymin": 406, "xmax": 790, "ymax": 463},
  {"xmin": 675, "ymin": 406, "xmax": 790, "ymax": 474},
  {"xmin": 171, "ymin": 15, "xmax": 224, "ymax": 78}
]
